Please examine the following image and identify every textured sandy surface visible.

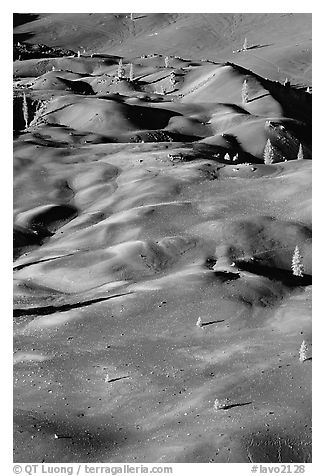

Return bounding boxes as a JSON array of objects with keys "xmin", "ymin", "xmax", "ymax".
[{"xmin": 13, "ymin": 13, "xmax": 311, "ymax": 463}]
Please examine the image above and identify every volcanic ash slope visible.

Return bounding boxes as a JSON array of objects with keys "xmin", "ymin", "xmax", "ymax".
[{"xmin": 13, "ymin": 14, "xmax": 311, "ymax": 464}]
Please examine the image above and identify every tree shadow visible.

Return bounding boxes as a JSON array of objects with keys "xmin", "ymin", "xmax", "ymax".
[
  {"xmin": 236, "ymin": 259, "xmax": 312, "ymax": 287},
  {"xmin": 201, "ymin": 320, "xmax": 225, "ymax": 327},
  {"xmin": 223, "ymin": 401, "xmax": 252, "ymax": 410},
  {"xmin": 247, "ymin": 93, "xmax": 271, "ymax": 103},
  {"xmin": 246, "ymin": 44, "xmax": 273, "ymax": 51},
  {"xmin": 213, "ymin": 270, "xmax": 241, "ymax": 282},
  {"xmin": 13, "ymin": 32, "xmax": 34, "ymax": 44}
]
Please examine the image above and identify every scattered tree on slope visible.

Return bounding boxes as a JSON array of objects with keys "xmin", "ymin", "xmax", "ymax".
[
  {"xmin": 241, "ymin": 79, "xmax": 249, "ymax": 104},
  {"xmin": 117, "ymin": 58, "xmax": 125, "ymax": 79},
  {"xmin": 129, "ymin": 63, "xmax": 134, "ymax": 82},
  {"xmin": 263, "ymin": 139, "xmax": 275, "ymax": 164},
  {"xmin": 22, "ymin": 93, "xmax": 28, "ymax": 130},
  {"xmin": 299, "ymin": 340, "xmax": 308, "ymax": 362},
  {"xmin": 297, "ymin": 143, "xmax": 304, "ymax": 160},
  {"xmin": 196, "ymin": 317, "xmax": 203, "ymax": 328},
  {"xmin": 291, "ymin": 245, "xmax": 304, "ymax": 277}
]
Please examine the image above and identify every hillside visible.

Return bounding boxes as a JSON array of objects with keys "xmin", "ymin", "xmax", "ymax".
[{"xmin": 13, "ymin": 12, "xmax": 312, "ymax": 464}]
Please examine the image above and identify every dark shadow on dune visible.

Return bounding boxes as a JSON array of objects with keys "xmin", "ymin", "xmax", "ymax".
[
  {"xmin": 201, "ymin": 320, "xmax": 225, "ymax": 327},
  {"xmin": 246, "ymin": 44, "xmax": 273, "ymax": 51},
  {"xmin": 223, "ymin": 401, "xmax": 252, "ymax": 410},
  {"xmin": 27, "ymin": 204, "xmax": 78, "ymax": 232},
  {"xmin": 14, "ymin": 204, "xmax": 77, "ymax": 260},
  {"xmin": 248, "ymin": 93, "xmax": 270, "ymax": 102},
  {"xmin": 13, "ymin": 13, "xmax": 39, "ymax": 28},
  {"xmin": 56, "ymin": 77, "xmax": 95, "ymax": 95},
  {"xmin": 213, "ymin": 270, "xmax": 241, "ymax": 282},
  {"xmin": 14, "ymin": 252, "xmax": 76, "ymax": 271},
  {"xmin": 225, "ymin": 62, "xmax": 312, "ymax": 131},
  {"xmin": 13, "ymin": 291, "xmax": 133, "ymax": 317},
  {"xmin": 221, "ymin": 133, "xmax": 243, "ymax": 148},
  {"xmin": 236, "ymin": 259, "xmax": 312, "ymax": 287},
  {"xmin": 13, "ymin": 226, "xmax": 51, "ymax": 260},
  {"xmin": 105, "ymin": 376, "xmax": 130, "ymax": 383},
  {"xmin": 13, "ymin": 32, "xmax": 34, "ymax": 44},
  {"xmin": 13, "ymin": 409, "xmax": 133, "ymax": 463}
]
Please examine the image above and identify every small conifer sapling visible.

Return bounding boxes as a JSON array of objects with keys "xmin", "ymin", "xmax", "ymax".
[
  {"xmin": 129, "ymin": 63, "xmax": 134, "ymax": 82},
  {"xmin": 224, "ymin": 153, "xmax": 231, "ymax": 161},
  {"xmin": 263, "ymin": 139, "xmax": 275, "ymax": 164},
  {"xmin": 291, "ymin": 245, "xmax": 304, "ymax": 277},
  {"xmin": 164, "ymin": 56, "xmax": 170, "ymax": 68},
  {"xmin": 243, "ymin": 38, "xmax": 248, "ymax": 51},
  {"xmin": 169, "ymin": 72, "xmax": 176, "ymax": 85},
  {"xmin": 22, "ymin": 92, "xmax": 29, "ymax": 130},
  {"xmin": 196, "ymin": 317, "xmax": 203, "ymax": 328},
  {"xmin": 214, "ymin": 398, "xmax": 230, "ymax": 410},
  {"xmin": 117, "ymin": 58, "xmax": 125, "ymax": 79},
  {"xmin": 241, "ymin": 79, "xmax": 249, "ymax": 104},
  {"xmin": 297, "ymin": 143, "xmax": 304, "ymax": 160},
  {"xmin": 299, "ymin": 340, "xmax": 308, "ymax": 362}
]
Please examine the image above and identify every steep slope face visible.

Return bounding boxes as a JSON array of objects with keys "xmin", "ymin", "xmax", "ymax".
[{"xmin": 13, "ymin": 13, "xmax": 312, "ymax": 464}]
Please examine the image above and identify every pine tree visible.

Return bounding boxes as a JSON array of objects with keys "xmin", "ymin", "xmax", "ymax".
[
  {"xmin": 306, "ymin": 86, "xmax": 311, "ymax": 93},
  {"xmin": 263, "ymin": 139, "xmax": 275, "ymax": 164},
  {"xmin": 196, "ymin": 317, "xmax": 203, "ymax": 328},
  {"xmin": 129, "ymin": 63, "xmax": 134, "ymax": 82},
  {"xmin": 77, "ymin": 50, "xmax": 81, "ymax": 58},
  {"xmin": 214, "ymin": 398, "xmax": 230, "ymax": 410},
  {"xmin": 243, "ymin": 38, "xmax": 248, "ymax": 51},
  {"xmin": 241, "ymin": 79, "xmax": 249, "ymax": 104},
  {"xmin": 291, "ymin": 245, "xmax": 304, "ymax": 277},
  {"xmin": 224, "ymin": 153, "xmax": 231, "ymax": 161},
  {"xmin": 164, "ymin": 56, "xmax": 170, "ymax": 68},
  {"xmin": 22, "ymin": 92, "xmax": 29, "ymax": 130},
  {"xmin": 117, "ymin": 58, "xmax": 125, "ymax": 79},
  {"xmin": 299, "ymin": 340, "xmax": 308, "ymax": 362},
  {"xmin": 297, "ymin": 143, "xmax": 304, "ymax": 160},
  {"xmin": 130, "ymin": 13, "xmax": 134, "ymax": 21}
]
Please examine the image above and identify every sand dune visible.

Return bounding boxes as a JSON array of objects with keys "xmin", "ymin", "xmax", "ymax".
[{"xmin": 13, "ymin": 13, "xmax": 311, "ymax": 464}]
